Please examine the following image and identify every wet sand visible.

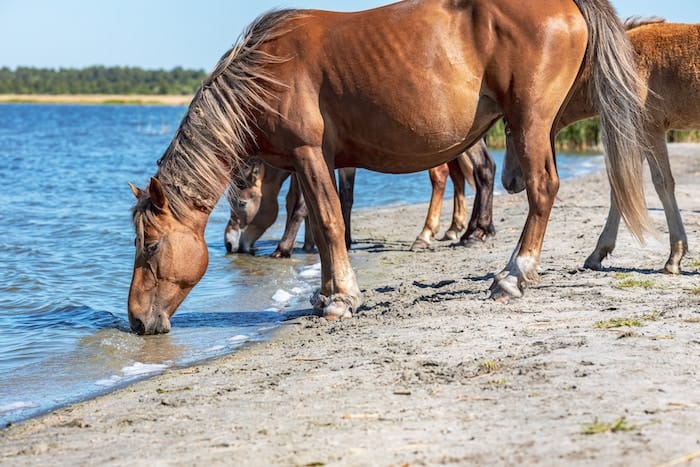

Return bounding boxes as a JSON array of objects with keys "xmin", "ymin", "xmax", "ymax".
[{"xmin": 1, "ymin": 143, "xmax": 699, "ymax": 466}]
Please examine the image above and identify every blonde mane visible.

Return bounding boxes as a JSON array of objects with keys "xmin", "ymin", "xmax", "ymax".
[{"xmin": 135, "ymin": 9, "xmax": 301, "ymax": 224}]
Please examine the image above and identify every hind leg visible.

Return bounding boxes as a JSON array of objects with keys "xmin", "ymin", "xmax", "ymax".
[
  {"xmin": 489, "ymin": 114, "xmax": 560, "ymax": 300},
  {"xmin": 338, "ymin": 168, "xmax": 356, "ymax": 250},
  {"xmin": 443, "ymin": 157, "xmax": 467, "ymax": 241},
  {"xmin": 460, "ymin": 140, "xmax": 496, "ymax": 243},
  {"xmin": 584, "ymin": 193, "xmax": 620, "ymax": 270},
  {"xmin": 647, "ymin": 135, "xmax": 687, "ymax": 273},
  {"xmin": 294, "ymin": 146, "xmax": 361, "ymax": 319},
  {"xmin": 411, "ymin": 163, "xmax": 449, "ymax": 250},
  {"xmin": 272, "ymin": 174, "xmax": 307, "ymax": 258}
]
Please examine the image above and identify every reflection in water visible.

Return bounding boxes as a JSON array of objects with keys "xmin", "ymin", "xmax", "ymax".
[{"xmin": 80, "ymin": 329, "xmax": 186, "ymax": 366}]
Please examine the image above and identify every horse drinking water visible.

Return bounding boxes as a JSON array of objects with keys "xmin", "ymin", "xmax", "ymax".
[
  {"xmin": 128, "ymin": 0, "xmax": 651, "ymax": 334},
  {"xmin": 224, "ymin": 163, "xmax": 355, "ymax": 257}
]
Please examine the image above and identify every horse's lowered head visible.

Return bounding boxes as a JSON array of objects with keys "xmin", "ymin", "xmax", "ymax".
[
  {"xmin": 128, "ymin": 177, "xmax": 209, "ymax": 334},
  {"xmin": 224, "ymin": 159, "xmax": 266, "ymax": 254}
]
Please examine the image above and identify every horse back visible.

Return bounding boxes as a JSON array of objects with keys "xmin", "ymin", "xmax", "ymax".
[
  {"xmin": 255, "ymin": 0, "xmax": 586, "ymax": 171},
  {"xmin": 628, "ymin": 22, "xmax": 700, "ymax": 129}
]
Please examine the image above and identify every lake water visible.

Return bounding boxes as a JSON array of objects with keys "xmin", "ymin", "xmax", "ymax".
[{"xmin": 0, "ymin": 103, "xmax": 604, "ymax": 426}]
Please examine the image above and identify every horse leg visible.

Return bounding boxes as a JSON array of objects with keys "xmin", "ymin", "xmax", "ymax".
[
  {"xmin": 233, "ymin": 168, "xmax": 287, "ymax": 254},
  {"xmin": 294, "ymin": 146, "xmax": 361, "ymax": 319},
  {"xmin": 583, "ymin": 193, "xmax": 620, "ymax": 270},
  {"xmin": 647, "ymin": 135, "xmax": 687, "ymax": 274},
  {"xmin": 489, "ymin": 118, "xmax": 560, "ymax": 301},
  {"xmin": 302, "ymin": 216, "xmax": 315, "ymax": 252},
  {"xmin": 272, "ymin": 174, "xmax": 307, "ymax": 258},
  {"xmin": 442, "ymin": 158, "xmax": 467, "ymax": 241},
  {"xmin": 411, "ymin": 163, "xmax": 449, "ymax": 250},
  {"xmin": 460, "ymin": 140, "xmax": 496, "ymax": 244},
  {"xmin": 238, "ymin": 204, "xmax": 277, "ymax": 255},
  {"xmin": 338, "ymin": 168, "xmax": 356, "ymax": 250}
]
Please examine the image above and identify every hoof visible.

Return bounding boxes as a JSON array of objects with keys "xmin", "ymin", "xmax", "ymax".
[
  {"xmin": 410, "ymin": 238, "xmax": 431, "ymax": 251},
  {"xmin": 662, "ymin": 263, "xmax": 681, "ymax": 275},
  {"xmin": 310, "ymin": 290, "xmax": 358, "ymax": 320},
  {"xmin": 583, "ymin": 255, "xmax": 603, "ymax": 271},
  {"xmin": 270, "ymin": 249, "xmax": 291, "ymax": 259},
  {"xmin": 488, "ymin": 272, "xmax": 525, "ymax": 302},
  {"xmin": 440, "ymin": 230, "xmax": 459, "ymax": 241}
]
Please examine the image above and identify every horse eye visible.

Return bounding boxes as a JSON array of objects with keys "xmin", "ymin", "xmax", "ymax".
[{"xmin": 144, "ymin": 242, "xmax": 160, "ymax": 256}]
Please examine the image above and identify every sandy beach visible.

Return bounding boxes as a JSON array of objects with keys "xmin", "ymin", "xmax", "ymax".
[{"xmin": 1, "ymin": 143, "xmax": 699, "ymax": 466}]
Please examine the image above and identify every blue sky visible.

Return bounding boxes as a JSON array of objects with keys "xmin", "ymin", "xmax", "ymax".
[{"xmin": 1, "ymin": 1, "xmax": 697, "ymax": 70}]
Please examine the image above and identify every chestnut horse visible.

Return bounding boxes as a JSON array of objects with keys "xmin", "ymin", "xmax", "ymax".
[
  {"xmin": 502, "ymin": 18, "xmax": 697, "ymax": 274},
  {"xmin": 128, "ymin": 0, "xmax": 651, "ymax": 334},
  {"xmin": 224, "ymin": 163, "xmax": 355, "ymax": 257}
]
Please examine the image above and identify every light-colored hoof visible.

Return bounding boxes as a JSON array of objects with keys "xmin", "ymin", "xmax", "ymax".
[
  {"xmin": 310, "ymin": 290, "xmax": 357, "ymax": 320},
  {"xmin": 662, "ymin": 263, "xmax": 681, "ymax": 275},
  {"xmin": 410, "ymin": 238, "xmax": 431, "ymax": 251},
  {"xmin": 488, "ymin": 273, "xmax": 524, "ymax": 302},
  {"xmin": 441, "ymin": 230, "xmax": 459, "ymax": 241}
]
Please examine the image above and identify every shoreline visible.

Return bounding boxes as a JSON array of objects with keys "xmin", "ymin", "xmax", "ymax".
[
  {"xmin": 1, "ymin": 144, "xmax": 699, "ymax": 465},
  {"xmin": 0, "ymin": 94, "xmax": 192, "ymax": 106}
]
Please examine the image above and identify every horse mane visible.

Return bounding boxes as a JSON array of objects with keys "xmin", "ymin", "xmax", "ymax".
[
  {"xmin": 624, "ymin": 16, "xmax": 666, "ymax": 31},
  {"xmin": 138, "ymin": 9, "xmax": 302, "ymax": 224}
]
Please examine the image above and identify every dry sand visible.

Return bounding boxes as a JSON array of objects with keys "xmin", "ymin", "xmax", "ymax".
[{"xmin": 1, "ymin": 143, "xmax": 699, "ymax": 466}]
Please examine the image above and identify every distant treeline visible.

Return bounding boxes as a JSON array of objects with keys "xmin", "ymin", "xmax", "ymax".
[
  {"xmin": 0, "ymin": 66, "xmax": 207, "ymax": 95},
  {"xmin": 485, "ymin": 118, "xmax": 700, "ymax": 151},
  {"xmin": 3, "ymin": 66, "xmax": 699, "ymax": 146}
]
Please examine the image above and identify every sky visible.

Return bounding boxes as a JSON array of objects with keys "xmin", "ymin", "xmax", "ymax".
[{"xmin": 1, "ymin": 1, "xmax": 698, "ymax": 71}]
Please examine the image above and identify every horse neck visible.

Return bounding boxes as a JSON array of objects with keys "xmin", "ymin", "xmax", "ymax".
[{"xmin": 156, "ymin": 142, "xmax": 234, "ymax": 222}]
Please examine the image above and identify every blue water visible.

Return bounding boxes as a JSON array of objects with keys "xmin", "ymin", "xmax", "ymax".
[{"xmin": 0, "ymin": 103, "xmax": 604, "ymax": 426}]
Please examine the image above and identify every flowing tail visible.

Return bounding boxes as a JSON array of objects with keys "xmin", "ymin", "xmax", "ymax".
[{"xmin": 573, "ymin": 0, "xmax": 653, "ymax": 242}]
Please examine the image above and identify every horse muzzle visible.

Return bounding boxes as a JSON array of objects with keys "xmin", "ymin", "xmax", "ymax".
[{"xmin": 129, "ymin": 310, "xmax": 172, "ymax": 335}]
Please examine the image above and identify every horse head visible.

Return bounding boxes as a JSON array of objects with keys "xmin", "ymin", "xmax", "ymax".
[
  {"xmin": 128, "ymin": 177, "xmax": 208, "ymax": 335},
  {"xmin": 224, "ymin": 159, "xmax": 266, "ymax": 253}
]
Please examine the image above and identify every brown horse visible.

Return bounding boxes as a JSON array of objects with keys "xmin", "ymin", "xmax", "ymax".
[
  {"xmin": 228, "ymin": 142, "xmax": 493, "ymax": 255},
  {"xmin": 502, "ymin": 18, "xmax": 697, "ymax": 274},
  {"xmin": 411, "ymin": 140, "xmax": 495, "ymax": 250},
  {"xmin": 224, "ymin": 163, "xmax": 355, "ymax": 257},
  {"xmin": 128, "ymin": 0, "xmax": 651, "ymax": 334}
]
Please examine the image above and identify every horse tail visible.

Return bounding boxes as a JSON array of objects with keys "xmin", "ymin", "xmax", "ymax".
[{"xmin": 573, "ymin": 0, "xmax": 652, "ymax": 242}]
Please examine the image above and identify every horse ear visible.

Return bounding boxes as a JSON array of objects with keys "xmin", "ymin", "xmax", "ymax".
[
  {"xmin": 148, "ymin": 177, "xmax": 168, "ymax": 212},
  {"xmin": 251, "ymin": 164, "xmax": 261, "ymax": 183},
  {"xmin": 129, "ymin": 182, "xmax": 142, "ymax": 198}
]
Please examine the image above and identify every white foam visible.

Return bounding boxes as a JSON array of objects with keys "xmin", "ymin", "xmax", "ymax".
[
  {"xmin": 272, "ymin": 289, "xmax": 293, "ymax": 304},
  {"xmin": 204, "ymin": 345, "xmax": 226, "ymax": 353},
  {"xmin": 298, "ymin": 262, "xmax": 322, "ymax": 279},
  {"xmin": 228, "ymin": 334, "xmax": 249, "ymax": 344},
  {"xmin": 0, "ymin": 401, "xmax": 39, "ymax": 414},
  {"xmin": 95, "ymin": 375, "xmax": 122, "ymax": 387},
  {"xmin": 121, "ymin": 361, "xmax": 169, "ymax": 378}
]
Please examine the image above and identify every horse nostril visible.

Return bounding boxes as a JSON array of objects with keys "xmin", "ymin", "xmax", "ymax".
[{"xmin": 130, "ymin": 317, "xmax": 146, "ymax": 335}]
